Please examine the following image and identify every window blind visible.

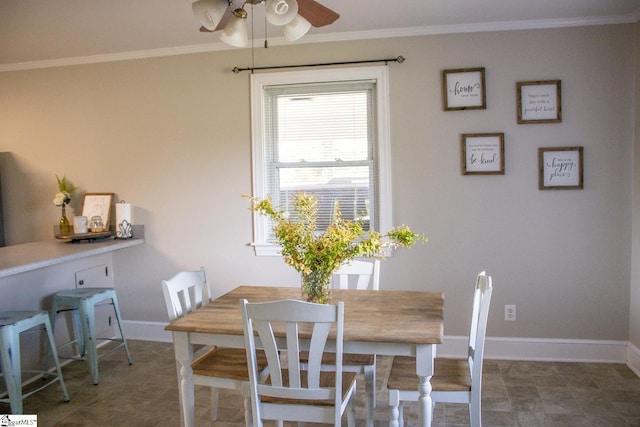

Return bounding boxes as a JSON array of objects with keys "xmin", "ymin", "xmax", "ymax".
[{"xmin": 263, "ymin": 80, "xmax": 377, "ymax": 235}]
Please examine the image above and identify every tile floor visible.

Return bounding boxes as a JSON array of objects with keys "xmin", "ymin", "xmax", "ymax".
[{"xmin": 2, "ymin": 340, "xmax": 640, "ymax": 426}]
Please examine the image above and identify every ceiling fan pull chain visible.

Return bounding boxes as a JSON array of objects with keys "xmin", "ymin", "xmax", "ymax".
[{"xmin": 264, "ymin": 13, "xmax": 269, "ymax": 48}]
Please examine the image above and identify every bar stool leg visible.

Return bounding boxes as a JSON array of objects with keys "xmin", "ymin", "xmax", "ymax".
[
  {"xmin": 110, "ymin": 294, "xmax": 132, "ymax": 365},
  {"xmin": 72, "ymin": 307, "xmax": 85, "ymax": 357},
  {"xmin": 79, "ymin": 299, "xmax": 100, "ymax": 385},
  {"xmin": 43, "ymin": 314, "xmax": 70, "ymax": 402},
  {"xmin": 48, "ymin": 299, "xmax": 80, "ymax": 358},
  {"xmin": 0, "ymin": 327, "xmax": 23, "ymax": 414},
  {"xmin": 44, "ymin": 304, "xmax": 65, "ymax": 378},
  {"xmin": 48, "ymin": 297, "xmax": 59, "ymax": 361}
]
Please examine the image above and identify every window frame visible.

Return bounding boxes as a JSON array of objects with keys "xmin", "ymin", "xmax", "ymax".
[{"xmin": 250, "ymin": 66, "xmax": 392, "ymax": 256}]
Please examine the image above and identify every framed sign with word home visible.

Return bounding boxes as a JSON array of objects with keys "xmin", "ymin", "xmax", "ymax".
[
  {"xmin": 461, "ymin": 133, "xmax": 505, "ymax": 175},
  {"xmin": 442, "ymin": 67, "xmax": 486, "ymax": 111},
  {"xmin": 517, "ymin": 80, "xmax": 562, "ymax": 124},
  {"xmin": 538, "ymin": 147, "xmax": 583, "ymax": 190}
]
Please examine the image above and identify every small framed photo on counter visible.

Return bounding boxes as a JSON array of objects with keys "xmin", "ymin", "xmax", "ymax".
[
  {"xmin": 81, "ymin": 193, "xmax": 114, "ymax": 229},
  {"xmin": 538, "ymin": 147, "xmax": 583, "ymax": 190},
  {"xmin": 461, "ymin": 133, "xmax": 505, "ymax": 175}
]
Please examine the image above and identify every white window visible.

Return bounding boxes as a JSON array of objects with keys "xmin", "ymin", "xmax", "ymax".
[{"xmin": 250, "ymin": 67, "xmax": 392, "ymax": 256}]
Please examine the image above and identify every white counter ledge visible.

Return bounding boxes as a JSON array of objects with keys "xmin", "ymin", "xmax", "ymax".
[{"xmin": 0, "ymin": 235, "xmax": 143, "ymax": 279}]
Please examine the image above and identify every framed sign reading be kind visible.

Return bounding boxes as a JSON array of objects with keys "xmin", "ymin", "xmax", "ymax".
[{"xmin": 461, "ymin": 133, "xmax": 505, "ymax": 175}]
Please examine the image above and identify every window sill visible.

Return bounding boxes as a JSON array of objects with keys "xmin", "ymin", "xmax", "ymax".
[
  {"xmin": 250, "ymin": 242, "xmax": 282, "ymax": 257},
  {"xmin": 250, "ymin": 242, "xmax": 393, "ymax": 258}
]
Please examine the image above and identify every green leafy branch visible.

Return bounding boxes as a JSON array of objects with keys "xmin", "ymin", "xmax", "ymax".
[{"xmin": 245, "ymin": 192, "xmax": 427, "ymax": 276}]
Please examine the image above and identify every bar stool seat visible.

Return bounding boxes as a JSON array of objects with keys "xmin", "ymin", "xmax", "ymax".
[
  {"xmin": 50, "ymin": 287, "xmax": 132, "ymax": 385},
  {"xmin": 0, "ymin": 311, "xmax": 69, "ymax": 414}
]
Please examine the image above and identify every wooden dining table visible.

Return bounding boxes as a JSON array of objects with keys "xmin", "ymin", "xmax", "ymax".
[{"xmin": 165, "ymin": 285, "xmax": 444, "ymax": 427}]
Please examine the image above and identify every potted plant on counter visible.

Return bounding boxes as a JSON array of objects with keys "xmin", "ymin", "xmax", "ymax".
[{"xmin": 53, "ymin": 175, "xmax": 77, "ymax": 235}]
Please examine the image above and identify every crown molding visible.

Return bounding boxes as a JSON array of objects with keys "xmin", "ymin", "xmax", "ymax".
[
  {"xmin": 0, "ymin": 43, "xmax": 232, "ymax": 72},
  {"xmin": 1, "ymin": 12, "xmax": 638, "ymax": 73}
]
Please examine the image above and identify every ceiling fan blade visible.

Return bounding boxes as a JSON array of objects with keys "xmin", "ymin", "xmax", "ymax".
[
  {"xmin": 297, "ymin": 0, "xmax": 339, "ymax": 27},
  {"xmin": 214, "ymin": 0, "xmax": 246, "ymax": 31}
]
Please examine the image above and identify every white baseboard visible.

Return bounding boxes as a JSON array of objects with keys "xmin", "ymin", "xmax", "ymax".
[
  {"xmin": 628, "ymin": 342, "xmax": 640, "ymax": 376},
  {"xmin": 123, "ymin": 321, "xmax": 635, "ymax": 368},
  {"xmin": 123, "ymin": 320, "xmax": 173, "ymax": 343},
  {"xmin": 438, "ymin": 335, "xmax": 629, "ymax": 363}
]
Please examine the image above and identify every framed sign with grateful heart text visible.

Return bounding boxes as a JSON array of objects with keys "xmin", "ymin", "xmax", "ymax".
[{"xmin": 517, "ymin": 80, "xmax": 562, "ymax": 124}]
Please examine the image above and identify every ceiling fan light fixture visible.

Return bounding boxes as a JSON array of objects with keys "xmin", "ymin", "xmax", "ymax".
[
  {"xmin": 265, "ymin": 0, "xmax": 299, "ymax": 26},
  {"xmin": 192, "ymin": 0, "xmax": 228, "ymax": 31},
  {"xmin": 232, "ymin": 7, "xmax": 248, "ymax": 19},
  {"xmin": 282, "ymin": 14, "xmax": 311, "ymax": 41},
  {"xmin": 220, "ymin": 15, "xmax": 250, "ymax": 48}
]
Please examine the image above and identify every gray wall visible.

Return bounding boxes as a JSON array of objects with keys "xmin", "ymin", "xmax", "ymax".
[
  {"xmin": 0, "ymin": 168, "xmax": 4, "ymax": 247},
  {"xmin": 631, "ymin": 20, "xmax": 640, "ymax": 350},
  {"xmin": 0, "ymin": 24, "xmax": 636, "ymax": 340}
]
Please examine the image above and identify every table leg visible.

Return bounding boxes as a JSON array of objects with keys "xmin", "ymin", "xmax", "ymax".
[
  {"xmin": 172, "ymin": 331, "xmax": 195, "ymax": 427},
  {"xmin": 415, "ymin": 344, "xmax": 436, "ymax": 427},
  {"xmin": 388, "ymin": 389, "xmax": 400, "ymax": 427}
]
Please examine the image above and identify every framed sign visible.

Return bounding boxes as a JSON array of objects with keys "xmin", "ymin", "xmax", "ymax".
[
  {"xmin": 81, "ymin": 193, "xmax": 114, "ymax": 228},
  {"xmin": 517, "ymin": 80, "xmax": 562, "ymax": 124},
  {"xmin": 461, "ymin": 133, "xmax": 505, "ymax": 175},
  {"xmin": 538, "ymin": 147, "xmax": 583, "ymax": 190},
  {"xmin": 442, "ymin": 67, "xmax": 486, "ymax": 111}
]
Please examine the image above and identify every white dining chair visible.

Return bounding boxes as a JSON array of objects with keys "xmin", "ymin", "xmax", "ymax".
[
  {"xmin": 334, "ymin": 259, "xmax": 380, "ymax": 425},
  {"xmin": 300, "ymin": 258, "xmax": 380, "ymax": 425},
  {"xmin": 241, "ymin": 298, "xmax": 357, "ymax": 427},
  {"xmin": 162, "ymin": 268, "xmax": 267, "ymax": 424},
  {"xmin": 387, "ymin": 271, "xmax": 493, "ymax": 427},
  {"xmin": 161, "ymin": 268, "xmax": 212, "ymax": 321}
]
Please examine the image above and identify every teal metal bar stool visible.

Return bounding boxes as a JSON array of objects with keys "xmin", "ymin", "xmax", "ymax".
[
  {"xmin": 0, "ymin": 311, "xmax": 70, "ymax": 414},
  {"xmin": 50, "ymin": 287, "xmax": 132, "ymax": 385}
]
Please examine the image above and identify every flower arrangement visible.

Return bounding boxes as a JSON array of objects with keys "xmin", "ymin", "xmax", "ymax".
[
  {"xmin": 52, "ymin": 175, "xmax": 77, "ymax": 207},
  {"xmin": 247, "ymin": 192, "xmax": 427, "ymax": 303},
  {"xmin": 53, "ymin": 175, "xmax": 77, "ymax": 234}
]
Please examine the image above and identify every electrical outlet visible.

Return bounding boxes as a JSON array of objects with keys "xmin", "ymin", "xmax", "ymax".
[{"xmin": 505, "ymin": 305, "xmax": 516, "ymax": 321}]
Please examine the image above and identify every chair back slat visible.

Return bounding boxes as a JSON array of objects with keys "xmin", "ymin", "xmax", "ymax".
[
  {"xmin": 471, "ymin": 276, "xmax": 493, "ymax": 387},
  {"xmin": 468, "ymin": 272, "xmax": 493, "ymax": 386},
  {"xmin": 467, "ymin": 273, "xmax": 483, "ymax": 352},
  {"xmin": 306, "ymin": 322, "xmax": 333, "ymax": 387},
  {"xmin": 254, "ymin": 320, "xmax": 283, "ymax": 385},
  {"xmin": 333, "ymin": 259, "xmax": 380, "ymax": 290},
  {"xmin": 161, "ymin": 268, "xmax": 211, "ymax": 321},
  {"xmin": 285, "ymin": 322, "xmax": 302, "ymax": 388}
]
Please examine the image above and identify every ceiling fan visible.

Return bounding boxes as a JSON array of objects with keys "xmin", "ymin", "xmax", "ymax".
[{"xmin": 192, "ymin": 0, "xmax": 340, "ymax": 47}]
